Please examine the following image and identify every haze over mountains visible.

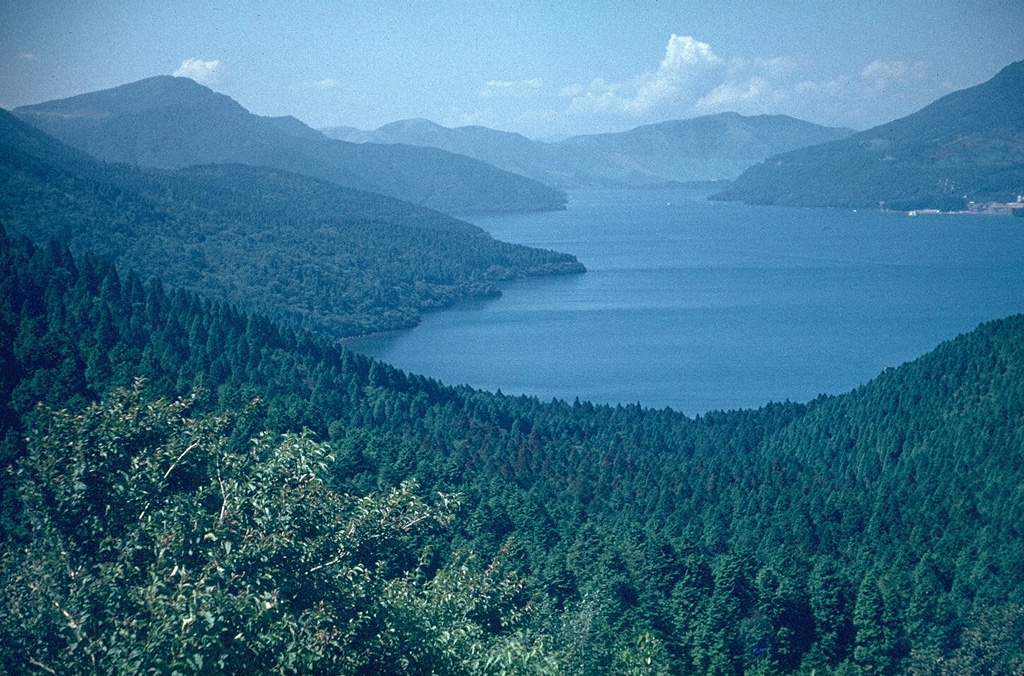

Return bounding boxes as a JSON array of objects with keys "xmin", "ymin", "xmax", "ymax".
[
  {"xmin": 714, "ymin": 60, "xmax": 1024, "ymax": 209},
  {"xmin": 11, "ymin": 76, "xmax": 566, "ymax": 214},
  {"xmin": 6, "ymin": 59, "xmax": 1022, "ymax": 214},
  {"xmin": 323, "ymin": 113, "xmax": 853, "ymax": 189}
]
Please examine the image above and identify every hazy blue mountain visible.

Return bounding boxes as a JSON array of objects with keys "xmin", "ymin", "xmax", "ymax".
[
  {"xmin": 714, "ymin": 60, "xmax": 1024, "ymax": 209},
  {"xmin": 560, "ymin": 113, "xmax": 853, "ymax": 185},
  {"xmin": 322, "ymin": 124, "xmax": 380, "ymax": 144},
  {"xmin": 323, "ymin": 118, "xmax": 577, "ymax": 186},
  {"xmin": 12, "ymin": 76, "xmax": 566, "ymax": 214},
  {"xmin": 323, "ymin": 113, "xmax": 853, "ymax": 188}
]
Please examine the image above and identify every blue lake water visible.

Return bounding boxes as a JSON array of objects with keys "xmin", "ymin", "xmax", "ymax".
[{"xmin": 346, "ymin": 189, "xmax": 1024, "ymax": 415}]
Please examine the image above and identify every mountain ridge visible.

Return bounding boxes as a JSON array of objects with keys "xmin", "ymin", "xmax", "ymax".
[
  {"xmin": 323, "ymin": 112, "xmax": 854, "ymax": 188},
  {"xmin": 12, "ymin": 76, "xmax": 567, "ymax": 214},
  {"xmin": 712, "ymin": 60, "xmax": 1024, "ymax": 209}
]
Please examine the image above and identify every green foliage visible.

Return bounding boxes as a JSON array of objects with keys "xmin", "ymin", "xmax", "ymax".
[
  {"xmin": 0, "ymin": 383, "xmax": 558, "ymax": 675},
  {"xmin": 907, "ymin": 606, "xmax": 1024, "ymax": 676},
  {"xmin": 5, "ymin": 67, "xmax": 1023, "ymax": 676},
  {"xmin": 612, "ymin": 632, "xmax": 673, "ymax": 676},
  {"xmin": 2, "ymin": 232, "xmax": 1023, "ymax": 674}
]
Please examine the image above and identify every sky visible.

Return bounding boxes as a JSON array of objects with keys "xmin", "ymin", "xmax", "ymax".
[{"xmin": 2, "ymin": 1, "xmax": 1022, "ymax": 139}]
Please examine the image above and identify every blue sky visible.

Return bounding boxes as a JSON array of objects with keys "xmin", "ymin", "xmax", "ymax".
[{"xmin": 2, "ymin": 1, "xmax": 1022, "ymax": 137}]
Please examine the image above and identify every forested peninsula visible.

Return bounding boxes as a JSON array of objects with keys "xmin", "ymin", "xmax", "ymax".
[
  {"xmin": 0, "ymin": 109, "xmax": 583, "ymax": 338},
  {"xmin": 2, "ymin": 231, "xmax": 1022, "ymax": 675}
]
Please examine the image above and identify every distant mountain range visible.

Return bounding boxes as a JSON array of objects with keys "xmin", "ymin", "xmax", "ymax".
[
  {"xmin": 11, "ymin": 76, "xmax": 566, "ymax": 214},
  {"xmin": 713, "ymin": 60, "xmax": 1024, "ymax": 209},
  {"xmin": 14, "ymin": 62, "xmax": 1020, "ymax": 217},
  {"xmin": 323, "ymin": 113, "xmax": 853, "ymax": 189}
]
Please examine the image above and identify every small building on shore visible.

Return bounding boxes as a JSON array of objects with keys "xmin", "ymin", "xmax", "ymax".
[{"xmin": 966, "ymin": 199, "xmax": 1024, "ymax": 216}]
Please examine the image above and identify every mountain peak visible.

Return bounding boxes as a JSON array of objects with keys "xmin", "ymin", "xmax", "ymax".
[
  {"xmin": 378, "ymin": 118, "xmax": 444, "ymax": 132},
  {"xmin": 994, "ymin": 59, "xmax": 1024, "ymax": 79},
  {"xmin": 10, "ymin": 77, "xmax": 567, "ymax": 213},
  {"xmin": 14, "ymin": 75, "xmax": 244, "ymax": 121},
  {"xmin": 715, "ymin": 60, "xmax": 1024, "ymax": 209}
]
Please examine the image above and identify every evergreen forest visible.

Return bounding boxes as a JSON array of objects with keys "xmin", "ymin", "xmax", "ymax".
[{"xmin": 2, "ymin": 230, "xmax": 1022, "ymax": 675}]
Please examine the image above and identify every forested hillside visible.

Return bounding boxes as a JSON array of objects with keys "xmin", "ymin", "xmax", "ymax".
[
  {"xmin": 714, "ymin": 61, "xmax": 1024, "ymax": 209},
  {"xmin": 0, "ymin": 110, "xmax": 583, "ymax": 338},
  {"xmin": 12, "ymin": 76, "xmax": 567, "ymax": 214},
  {"xmin": 2, "ymin": 232, "xmax": 1021, "ymax": 674}
]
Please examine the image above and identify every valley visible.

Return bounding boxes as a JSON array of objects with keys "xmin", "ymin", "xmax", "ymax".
[{"xmin": 1, "ymin": 36, "xmax": 1023, "ymax": 675}]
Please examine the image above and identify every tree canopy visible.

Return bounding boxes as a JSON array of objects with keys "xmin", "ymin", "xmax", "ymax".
[{"xmin": 1, "ymin": 231, "xmax": 1022, "ymax": 674}]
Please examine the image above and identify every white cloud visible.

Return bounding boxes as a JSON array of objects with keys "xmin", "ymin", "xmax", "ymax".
[
  {"xmin": 751, "ymin": 56, "xmax": 799, "ymax": 79},
  {"xmin": 862, "ymin": 59, "xmax": 906, "ymax": 81},
  {"xmin": 549, "ymin": 34, "xmax": 946, "ymax": 132},
  {"xmin": 173, "ymin": 58, "xmax": 221, "ymax": 85},
  {"xmin": 17, "ymin": 52, "xmax": 36, "ymax": 62},
  {"xmin": 476, "ymin": 34, "xmax": 947, "ymax": 136},
  {"xmin": 860, "ymin": 59, "xmax": 926, "ymax": 94},
  {"xmin": 630, "ymin": 35, "xmax": 722, "ymax": 112},
  {"xmin": 695, "ymin": 76, "xmax": 784, "ymax": 111},
  {"xmin": 299, "ymin": 77, "xmax": 341, "ymax": 91},
  {"xmin": 795, "ymin": 76, "xmax": 845, "ymax": 96},
  {"xmin": 479, "ymin": 78, "xmax": 544, "ymax": 99},
  {"xmin": 557, "ymin": 83, "xmax": 581, "ymax": 97},
  {"xmin": 566, "ymin": 35, "xmax": 725, "ymax": 115}
]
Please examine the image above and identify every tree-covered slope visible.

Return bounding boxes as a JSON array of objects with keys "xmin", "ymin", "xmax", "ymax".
[
  {"xmin": 0, "ymin": 109, "xmax": 583, "ymax": 337},
  {"xmin": 12, "ymin": 76, "xmax": 567, "ymax": 214},
  {"xmin": 324, "ymin": 113, "xmax": 853, "ymax": 188},
  {"xmin": 714, "ymin": 60, "xmax": 1024, "ymax": 209},
  {"xmin": 1, "ymin": 232, "xmax": 1021, "ymax": 674}
]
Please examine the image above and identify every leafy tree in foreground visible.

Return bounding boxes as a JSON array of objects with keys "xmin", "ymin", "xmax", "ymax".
[{"xmin": 0, "ymin": 382, "xmax": 556, "ymax": 675}]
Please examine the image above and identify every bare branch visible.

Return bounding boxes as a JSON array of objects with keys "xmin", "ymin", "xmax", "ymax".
[
  {"xmin": 28, "ymin": 658, "xmax": 57, "ymax": 675},
  {"xmin": 306, "ymin": 555, "xmax": 345, "ymax": 575},
  {"xmin": 218, "ymin": 474, "xmax": 229, "ymax": 524},
  {"xmin": 163, "ymin": 441, "xmax": 200, "ymax": 480}
]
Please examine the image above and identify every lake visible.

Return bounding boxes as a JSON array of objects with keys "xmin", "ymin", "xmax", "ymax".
[{"xmin": 346, "ymin": 189, "xmax": 1024, "ymax": 415}]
